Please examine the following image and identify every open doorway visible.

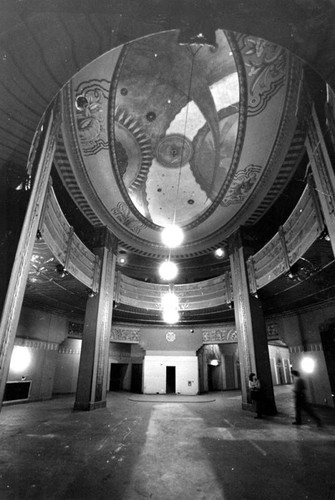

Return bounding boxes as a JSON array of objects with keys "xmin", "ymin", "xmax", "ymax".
[
  {"xmin": 166, "ymin": 366, "xmax": 176, "ymax": 394},
  {"xmin": 110, "ymin": 363, "xmax": 128, "ymax": 391},
  {"xmin": 131, "ymin": 364, "xmax": 143, "ymax": 393}
]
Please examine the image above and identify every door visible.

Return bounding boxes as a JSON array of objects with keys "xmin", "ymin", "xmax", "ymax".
[
  {"xmin": 131, "ymin": 364, "xmax": 143, "ymax": 393},
  {"xmin": 166, "ymin": 366, "xmax": 176, "ymax": 394},
  {"xmin": 109, "ymin": 363, "xmax": 128, "ymax": 391}
]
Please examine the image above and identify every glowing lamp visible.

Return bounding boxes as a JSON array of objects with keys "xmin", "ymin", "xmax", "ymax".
[
  {"xmin": 301, "ymin": 357, "xmax": 315, "ymax": 374},
  {"xmin": 159, "ymin": 261, "xmax": 178, "ymax": 281},
  {"xmin": 162, "ymin": 308, "xmax": 180, "ymax": 324},
  {"xmin": 214, "ymin": 248, "xmax": 225, "ymax": 258},
  {"xmin": 10, "ymin": 346, "xmax": 31, "ymax": 373},
  {"xmin": 161, "ymin": 225, "xmax": 184, "ymax": 248},
  {"xmin": 161, "ymin": 292, "xmax": 179, "ymax": 310}
]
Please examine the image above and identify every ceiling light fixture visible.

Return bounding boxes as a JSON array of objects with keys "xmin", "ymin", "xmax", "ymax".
[
  {"xmin": 162, "ymin": 307, "xmax": 180, "ymax": 325},
  {"xmin": 161, "ymin": 224, "xmax": 184, "ymax": 248},
  {"xmin": 214, "ymin": 247, "xmax": 225, "ymax": 259},
  {"xmin": 161, "ymin": 289, "xmax": 180, "ymax": 325},
  {"xmin": 161, "ymin": 291, "xmax": 179, "ymax": 310},
  {"xmin": 159, "ymin": 260, "xmax": 178, "ymax": 281}
]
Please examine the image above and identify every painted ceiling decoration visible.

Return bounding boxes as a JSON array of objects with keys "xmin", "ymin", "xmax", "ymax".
[{"xmin": 57, "ymin": 29, "xmax": 302, "ymax": 259}]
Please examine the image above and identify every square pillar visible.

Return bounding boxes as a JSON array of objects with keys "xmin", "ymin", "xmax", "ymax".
[
  {"xmin": 228, "ymin": 229, "xmax": 277, "ymax": 415},
  {"xmin": 74, "ymin": 228, "xmax": 116, "ymax": 411}
]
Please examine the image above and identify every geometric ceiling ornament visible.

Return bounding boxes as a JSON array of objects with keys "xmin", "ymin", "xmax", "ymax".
[{"xmin": 155, "ymin": 134, "xmax": 193, "ymax": 168}]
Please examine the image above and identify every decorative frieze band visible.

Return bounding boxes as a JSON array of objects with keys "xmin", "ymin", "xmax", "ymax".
[
  {"xmin": 58, "ymin": 346, "xmax": 81, "ymax": 355},
  {"xmin": 202, "ymin": 326, "xmax": 237, "ymax": 343},
  {"xmin": 111, "ymin": 327, "xmax": 140, "ymax": 343},
  {"xmin": 289, "ymin": 343, "xmax": 323, "ymax": 353},
  {"xmin": 15, "ymin": 338, "xmax": 59, "ymax": 351}
]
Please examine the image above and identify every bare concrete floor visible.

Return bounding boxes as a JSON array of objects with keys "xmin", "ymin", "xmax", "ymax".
[{"xmin": 0, "ymin": 386, "xmax": 334, "ymax": 500}]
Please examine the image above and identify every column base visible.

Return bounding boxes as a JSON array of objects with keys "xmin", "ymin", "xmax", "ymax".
[{"xmin": 74, "ymin": 400, "xmax": 107, "ymax": 411}]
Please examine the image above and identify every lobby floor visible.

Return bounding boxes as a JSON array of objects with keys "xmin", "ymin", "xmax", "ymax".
[{"xmin": 0, "ymin": 386, "xmax": 334, "ymax": 500}]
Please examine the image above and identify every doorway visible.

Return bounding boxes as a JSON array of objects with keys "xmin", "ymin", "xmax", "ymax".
[
  {"xmin": 131, "ymin": 364, "xmax": 143, "ymax": 393},
  {"xmin": 109, "ymin": 363, "xmax": 128, "ymax": 391},
  {"xmin": 166, "ymin": 366, "xmax": 176, "ymax": 394}
]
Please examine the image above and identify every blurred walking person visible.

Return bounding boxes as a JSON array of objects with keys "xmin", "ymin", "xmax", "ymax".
[{"xmin": 291, "ymin": 369, "xmax": 322, "ymax": 427}]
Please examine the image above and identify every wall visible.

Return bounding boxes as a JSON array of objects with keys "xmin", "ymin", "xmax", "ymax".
[
  {"xmin": 143, "ymin": 355, "xmax": 199, "ymax": 395},
  {"xmin": 53, "ymin": 339, "xmax": 81, "ymax": 394},
  {"xmin": 139, "ymin": 326, "xmax": 203, "ymax": 353},
  {"xmin": 267, "ymin": 301, "xmax": 335, "ymax": 407},
  {"xmin": 140, "ymin": 326, "xmax": 203, "ymax": 395},
  {"xmin": 8, "ymin": 306, "xmax": 69, "ymax": 402}
]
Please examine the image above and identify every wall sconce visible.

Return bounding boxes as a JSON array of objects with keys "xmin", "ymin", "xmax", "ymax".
[
  {"xmin": 88, "ymin": 289, "xmax": 97, "ymax": 298},
  {"xmin": 227, "ymin": 301, "xmax": 234, "ymax": 310},
  {"xmin": 117, "ymin": 252, "xmax": 128, "ymax": 266}
]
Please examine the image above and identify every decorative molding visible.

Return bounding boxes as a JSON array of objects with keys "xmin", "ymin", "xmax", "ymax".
[
  {"xmin": 111, "ymin": 202, "xmax": 146, "ymax": 235},
  {"xmin": 111, "ymin": 327, "xmax": 140, "ymax": 343},
  {"xmin": 289, "ymin": 343, "xmax": 323, "ymax": 353},
  {"xmin": 240, "ymin": 36, "xmax": 286, "ymax": 117},
  {"xmin": 58, "ymin": 346, "xmax": 81, "ymax": 355},
  {"xmin": 222, "ymin": 164, "xmax": 262, "ymax": 207},
  {"xmin": 74, "ymin": 79, "xmax": 109, "ymax": 155},
  {"xmin": 15, "ymin": 338, "xmax": 59, "ymax": 351},
  {"xmin": 202, "ymin": 326, "xmax": 237, "ymax": 343},
  {"xmin": 166, "ymin": 331, "xmax": 176, "ymax": 342},
  {"xmin": 223, "ymin": 51, "xmax": 303, "ymax": 235}
]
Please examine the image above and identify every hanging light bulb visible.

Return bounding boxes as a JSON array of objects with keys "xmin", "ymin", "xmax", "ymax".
[
  {"xmin": 214, "ymin": 247, "xmax": 225, "ymax": 259},
  {"xmin": 161, "ymin": 225, "xmax": 184, "ymax": 248},
  {"xmin": 161, "ymin": 291, "xmax": 179, "ymax": 310},
  {"xmin": 162, "ymin": 307, "xmax": 180, "ymax": 324},
  {"xmin": 159, "ymin": 260, "xmax": 178, "ymax": 281}
]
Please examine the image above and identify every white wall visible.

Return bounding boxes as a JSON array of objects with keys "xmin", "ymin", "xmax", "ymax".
[{"xmin": 143, "ymin": 354, "xmax": 199, "ymax": 395}]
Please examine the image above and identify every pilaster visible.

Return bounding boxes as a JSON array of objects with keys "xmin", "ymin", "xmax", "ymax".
[{"xmin": 0, "ymin": 105, "xmax": 59, "ymax": 408}]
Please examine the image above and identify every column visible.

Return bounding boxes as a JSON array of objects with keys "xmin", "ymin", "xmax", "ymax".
[
  {"xmin": 0, "ymin": 105, "xmax": 59, "ymax": 408},
  {"xmin": 306, "ymin": 105, "xmax": 335, "ymax": 256},
  {"xmin": 228, "ymin": 229, "xmax": 277, "ymax": 415},
  {"xmin": 74, "ymin": 228, "xmax": 117, "ymax": 411}
]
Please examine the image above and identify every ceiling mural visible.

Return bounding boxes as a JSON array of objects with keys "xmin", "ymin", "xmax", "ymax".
[
  {"xmin": 58, "ymin": 29, "xmax": 301, "ymax": 258},
  {"xmin": 110, "ymin": 30, "xmax": 240, "ymax": 229}
]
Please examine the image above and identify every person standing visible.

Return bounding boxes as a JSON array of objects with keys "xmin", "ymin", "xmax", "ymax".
[
  {"xmin": 249, "ymin": 372, "xmax": 262, "ymax": 419},
  {"xmin": 291, "ymin": 369, "xmax": 322, "ymax": 427}
]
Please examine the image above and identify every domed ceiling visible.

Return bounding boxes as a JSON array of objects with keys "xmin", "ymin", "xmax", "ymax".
[{"xmin": 57, "ymin": 30, "xmax": 302, "ymax": 258}]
